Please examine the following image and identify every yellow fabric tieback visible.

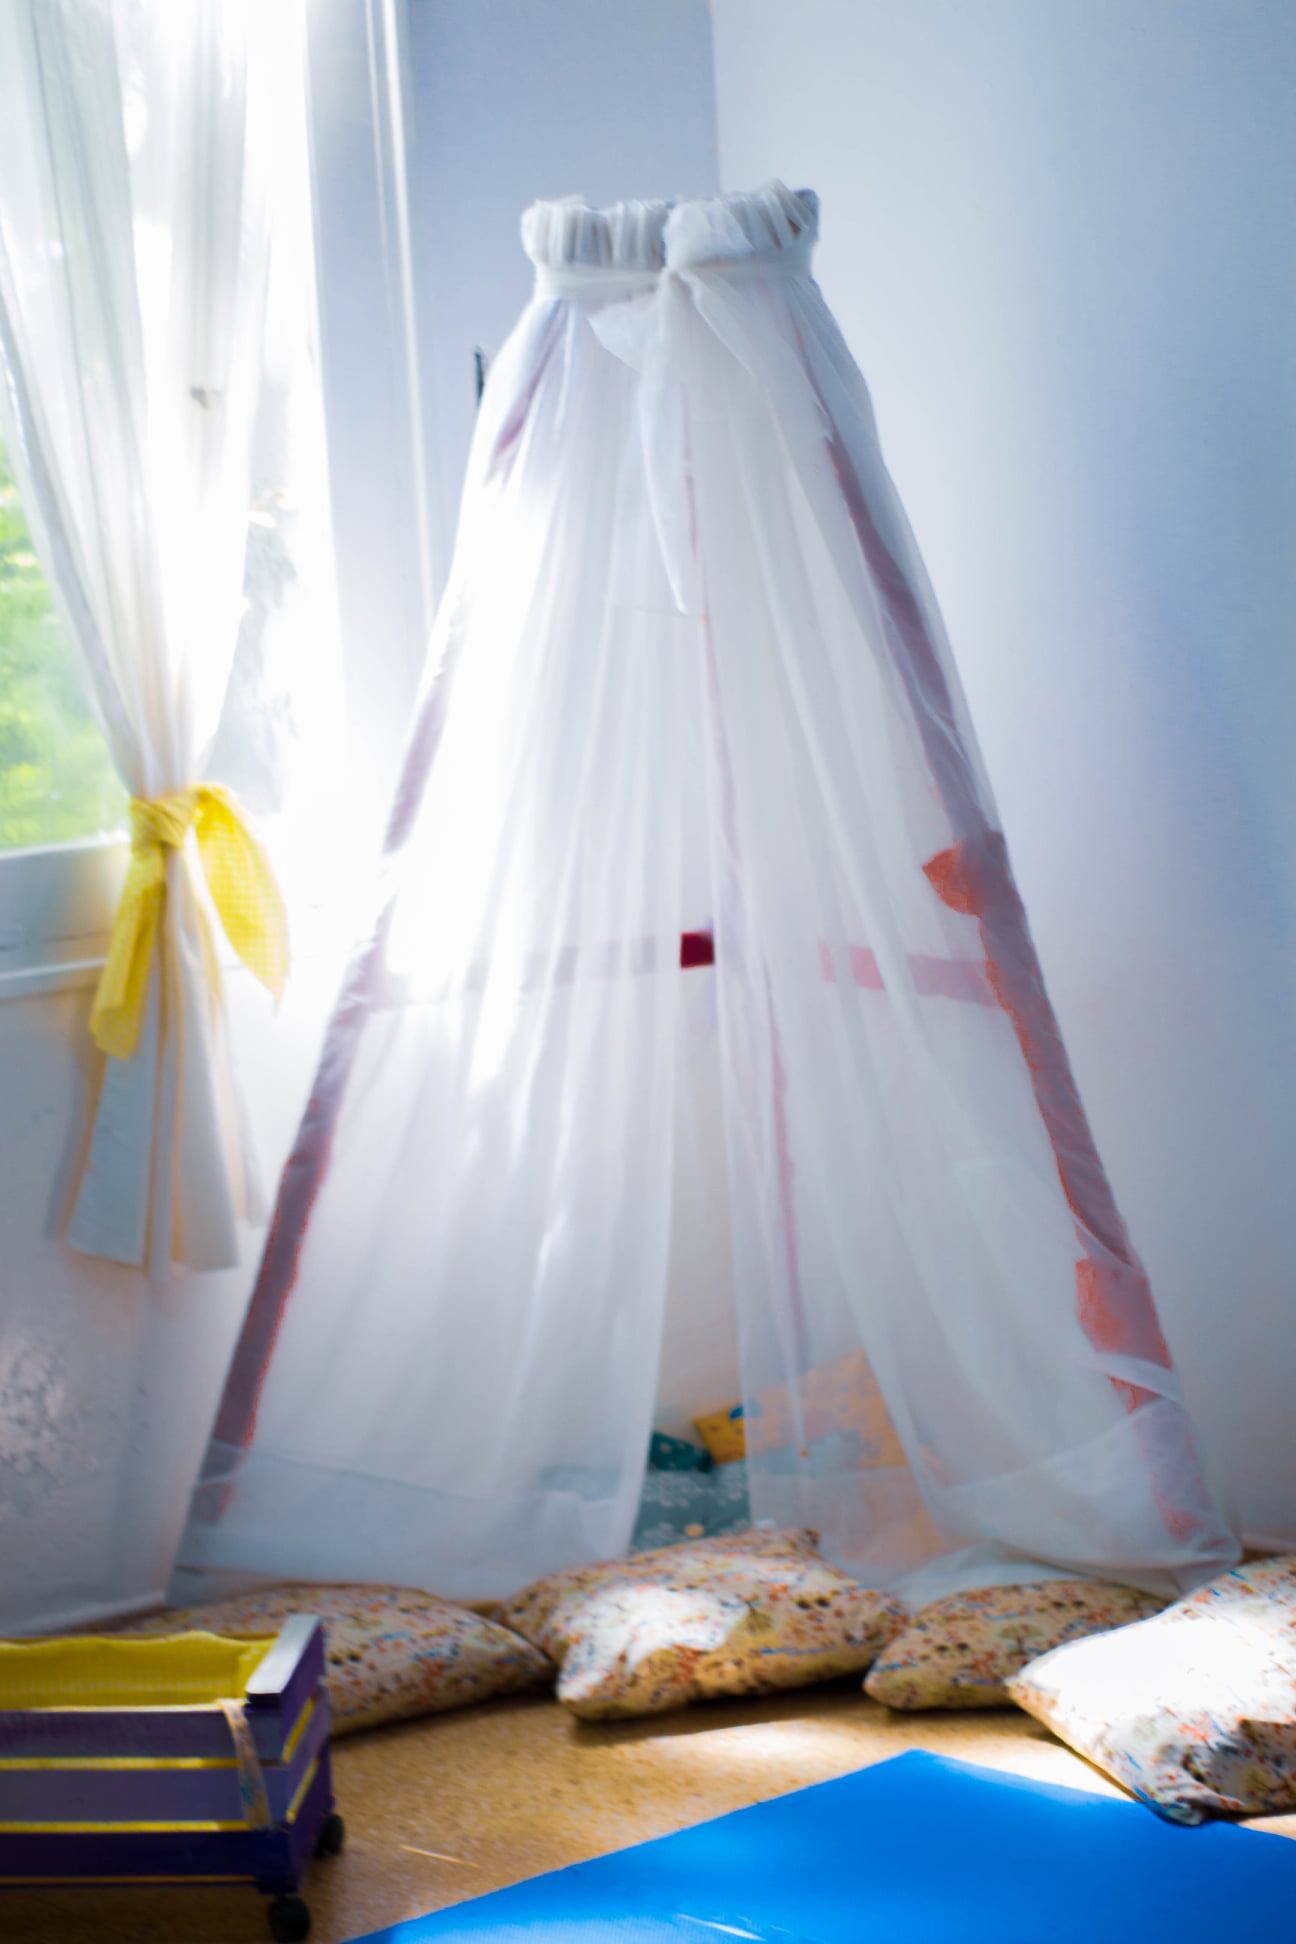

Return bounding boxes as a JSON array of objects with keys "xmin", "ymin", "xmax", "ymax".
[{"xmin": 90, "ymin": 784, "xmax": 290, "ymax": 1061}]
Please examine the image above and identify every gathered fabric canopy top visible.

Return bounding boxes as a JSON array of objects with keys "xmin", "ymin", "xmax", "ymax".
[{"xmin": 181, "ymin": 183, "xmax": 1237, "ymax": 1606}]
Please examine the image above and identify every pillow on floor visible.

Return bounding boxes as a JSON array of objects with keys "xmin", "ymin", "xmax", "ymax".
[
  {"xmin": 1007, "ymin": 1556, "xmax": 1296, "ymax": 1822},
  {"xmin": 495, "ymin": 1528, "xmax": 905, "ymax": 1720},
  {"xmin": 120, "ymin": 1582, "xmax": 551, "ymax": 1735},
  {"xmin": 864, "ymin": 1580, "xmax": 1165, "ymax": 1710}
]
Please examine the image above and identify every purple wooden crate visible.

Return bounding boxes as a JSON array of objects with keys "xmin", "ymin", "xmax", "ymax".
[{"xmin": 0, "ymin": 1615, "xmax": 341, "ymax": 1935}]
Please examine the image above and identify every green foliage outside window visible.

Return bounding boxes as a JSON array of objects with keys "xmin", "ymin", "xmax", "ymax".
[{"xmin": 0, "ymin": 436, "xmax": 125, "ymax": 850}]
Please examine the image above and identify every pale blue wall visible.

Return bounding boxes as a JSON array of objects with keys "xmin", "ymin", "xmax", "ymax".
[
  {"xmin": 713, "ymin": 0, "xmax": 1296, "ymax": 1541},
  {"xmin": 407, "ymin": 0, "xmax": 720, "ymax": 568}
]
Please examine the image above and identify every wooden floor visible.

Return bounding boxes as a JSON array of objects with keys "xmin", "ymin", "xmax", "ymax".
[{"xmin": 7, "ymin": 1682, "xmax": 1294, "ymax": 1943}]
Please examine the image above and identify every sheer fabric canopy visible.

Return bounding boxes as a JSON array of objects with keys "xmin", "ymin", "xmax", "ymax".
[{"xmin": 184, "ymin": 183, "xmax": 1236, "ymax": 1602}]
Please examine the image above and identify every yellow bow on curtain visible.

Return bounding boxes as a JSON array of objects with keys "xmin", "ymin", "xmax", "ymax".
[{"xmin": 90, "ymin": 784, "xmax": 290, "ymax": 1061}]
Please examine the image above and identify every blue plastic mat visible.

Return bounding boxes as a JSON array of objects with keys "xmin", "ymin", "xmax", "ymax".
[{"xmin": 353, "ymin": 1747, "xmax": 1296, "ymax": 1942}]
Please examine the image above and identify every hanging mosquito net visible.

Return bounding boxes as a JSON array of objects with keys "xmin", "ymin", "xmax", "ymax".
[{"xmin": 182, "ymin": 183, "xmax": 1236, "ymax": 1605}]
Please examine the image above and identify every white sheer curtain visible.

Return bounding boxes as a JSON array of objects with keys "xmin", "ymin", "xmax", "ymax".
[
  {"xmin": 0, "ymin": 0, "xmax": 322, "ymax": 1273},
  {"xmin": 183, "ymin": 184, "xmax": 1236, "ymax": 1604}
]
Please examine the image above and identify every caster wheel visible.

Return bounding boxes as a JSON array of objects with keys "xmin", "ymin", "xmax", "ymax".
[
  {"xmin": 317, "ymin": 1811, "xmax": 346, "ymax": 1857},
  {"xmin": 268, "ymin": 1893, "xmax": 312, "ymax": 1941}
]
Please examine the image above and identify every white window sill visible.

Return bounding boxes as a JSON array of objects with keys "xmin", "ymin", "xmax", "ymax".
[
  {"xmin": 0, "ymin": 836, "xmax": 125, "ymax": 1001},
  {"xmin": 0, "ymin": 833, "xmax": 355, "ymax": 1003}
]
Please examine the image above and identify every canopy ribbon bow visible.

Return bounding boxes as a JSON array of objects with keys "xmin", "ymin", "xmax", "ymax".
[{"xmin": 90, "ymin": 784, "xmax": 289, "ymax": 1061}]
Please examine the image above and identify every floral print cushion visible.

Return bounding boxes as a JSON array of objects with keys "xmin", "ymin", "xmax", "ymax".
[
  {"xmin": 865, "ymin": 1580, "xmax": 1165, "ymax": 1710},
  {"xmin": 120, "ymin": 1582, "xmax": 551, "ymax": 1736},
  {"xmin": 1007, "ymin": 1556, "xmax": 1296, "ymax": 1822},
  {"xmin": 494, "ymin": 1527, "xmax": 905, "ymax": 1720}
]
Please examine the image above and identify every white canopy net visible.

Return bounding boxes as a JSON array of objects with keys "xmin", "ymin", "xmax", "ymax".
[{"xmin": 184, "ymin": 184, "xmax": 1236, "ymax": 1603}]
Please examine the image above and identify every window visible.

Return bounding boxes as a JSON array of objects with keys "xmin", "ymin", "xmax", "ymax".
[
  {"xmin": 0, "ymin": 0, "xmax": 434, "ymax": 999},
  {"xmin": 0, "ymin": 435, "xmax": 125, "ymax": 851}
]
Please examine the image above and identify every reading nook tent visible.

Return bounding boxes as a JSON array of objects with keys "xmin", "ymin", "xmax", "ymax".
[{"xmin": 183, "ymin": 183, "xmax": 1237, "ymax": 1604}]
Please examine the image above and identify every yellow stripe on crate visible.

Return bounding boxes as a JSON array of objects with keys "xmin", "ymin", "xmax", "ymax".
[
  {"xmin": 286, "ymin": 1756, "xmax": 320, "ymax": 1826},
  {"xmin": 281, "ymin": 1695, "xmax": 315, "ymax": 1763},
  {"xmin": 0, "ymin": 1755, "xmax": 239, "ymax": 1771},
  {"xmin": 0, "ymin": 1697, "xmax": 316, "ymax": 1772}
]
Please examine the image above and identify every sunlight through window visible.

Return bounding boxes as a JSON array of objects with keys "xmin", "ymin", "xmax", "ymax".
[{"xmin": 0, "ymin": 435, "xmax": 125, "ymax": 850}]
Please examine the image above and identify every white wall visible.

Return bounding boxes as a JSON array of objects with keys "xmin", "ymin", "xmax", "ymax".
[
  {"xmin": 406, "ymin": 0, "xmax": 720, "ymax": 569},
  {"xmin": 713, "ymin": 0, "xmax": 1296, "ymax": 1542}
]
